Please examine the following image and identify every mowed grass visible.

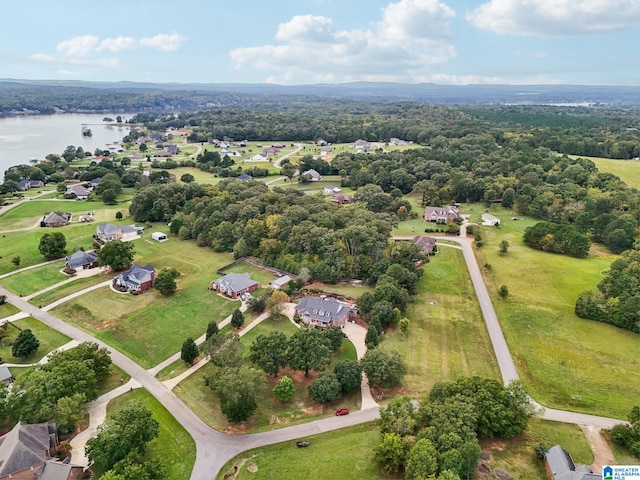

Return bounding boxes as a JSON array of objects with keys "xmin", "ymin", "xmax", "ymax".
[
  {"xmin": 304, "ymin": 282, "xmax": 374, "ymax": 299},
  {"xmin": 1, "ymin": 262, "xmax": 68, "ymax": 296},
  {"xmin": 0, "ymin": 302, "xmax": 20, "ymax": 318},
  {"xmin": 385, "ymin": 246, "xmax": 500, "ymax": 396},
  {"xmin": 28, "ymin": 272, "xmax": 114, "ymax": 306},
  {"xmin": 0, "ymin": 317, "xmax": 70, "ymax": 364},
  {"xmin": 569, "ymin": 155, "xmax": 640, "ymax": 189},
  {"xmin": 483, "ymin": 418, "xmax": 593, "ymax": 480},
  {"xmin": 52, "ymin": 240, "xmax": 239, "ymax": 368},
  {"xmin": 105, "ymin": 388, "xmax": 195, "ymax": 480},
  {"xmin": 175, "ymin": 333, "xmax": 360, "ymax": 434},
  {"xmin": 472, "ymin": 205, "xmax": 640, "ymax": 419},
  {"xmin": 223, "ymin": 261, "xmax": 278, "ymax": 286},
  {"xmin": 217, "ymin": 422, "xmax": 384, "ymax": 480}
]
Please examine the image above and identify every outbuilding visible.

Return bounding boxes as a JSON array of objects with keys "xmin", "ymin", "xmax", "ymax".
[{"xmin": 152, "ymin": 232, "xmax": 168, "ymax": 242}]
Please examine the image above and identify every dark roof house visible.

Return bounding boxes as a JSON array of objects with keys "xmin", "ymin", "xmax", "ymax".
[
  {"xmin": 544, "ymin": 445, "xmax": 600, "ymax": 480},
  {"xmin": 65, "ymin": 251, "xmax": 98, "ymax": 271},
  {"xmin": 114, "ymin": 264, "xmax": 156, "ymax": 293},
  {"xmin": 0, "ymin": 365, "xmax": 13, "ymax": 385},
  {"xmin": 294, "ymin": 296, "xmax": 351, "ymax": 328},
  {"xmin": 413, "ymin": 235, "xmax": 437, "ymax": 254},
  {"xmin": 210, "ymin": 272, "xmax": 259, "ymax": 299},
  {"xmin": 0, "ymin": 422, "xmax": 84, "ymax": 480},
  {"xmin": 423, "ymin": 205, "xmax": 460, "ymax": 223}
]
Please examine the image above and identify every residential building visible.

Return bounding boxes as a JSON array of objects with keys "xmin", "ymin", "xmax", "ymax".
[
  {"xmin": 294, "ymin": 296, "xmax": 351, "ymax": 328},
  {"xmin": 413, "ymin": 236, "xmax": 437, "ymax": 255},
  {"xmin": 330, "ymin": 194, "xmax": 353, "ymax": 205},
  {"xmin": 301, "ymin": 169, "xmax": 322, "ymax": 181},
  {"xmin": 210, "ymin": 273, "xmax": 259, "ymax": 299},
  {"xmin": 114, "ymin": 264, "xmax": 156, "ymax": 293},
  {"xmin": 0, "ymin": 422, "xmax": 85, "ymax": 480},
  {"xmin": 0, "ymin": 365, "xmax": 13, "ymax": 385},
  {"xmin": 236, "ymin": 173, "xmax": 253, "ymax": 182},
  {"xmin": 544, "ymin": 445, "xmax": 600, "ymax": 480},
  {"xmin": 96, "ymin": 224, "xmax": 139, "ymax": 242},
  {"xmin": 320, "ymin": 146, "xmax": 333, "ymax": 155},
  {"xmin": 389, "ymin": 137, "xmax": 413, "ymax": 146},
  {"xmin": 349, "ymin": 139, "xmax": 371, "ymax": 151},
  {"xmin": 423, "ymin": 205, "xmax": 460, "ymax": 223},
  {"xmin": 323, "ymin": 186, "xmax": 341, "ymax": 194},
  {"xmin": 248, "ymin": 153, "xmax": 268, "ymax": 162},
  {"xmin": 64, "ymin": 184, "xmax": 90, "ymax": 200},
  {"xmin": 42, "ymin": 211, "xmax": 71, "ymax": 227},
  {"xmin": 65, "ymin": 250, "xmax": 98, "ymax": 271}
]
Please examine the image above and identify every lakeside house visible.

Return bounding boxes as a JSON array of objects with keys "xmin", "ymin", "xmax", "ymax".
[{"xmin": 64, "ymin": 184, "xmax": 91, "ymax": 200}]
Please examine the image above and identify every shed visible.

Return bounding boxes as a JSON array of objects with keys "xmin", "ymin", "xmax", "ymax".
[
  {"xmin": 481, "ymin": 212, "xmax": 501, "ymax": 226},
  {"xmin": 152, "ymin": 232, "xmax": 168, "ymax": 242}
]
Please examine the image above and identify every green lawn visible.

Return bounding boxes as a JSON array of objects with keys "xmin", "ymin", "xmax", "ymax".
[
  {"xmin": 0, "ymin": 302, "xmax": 20, "ymax": 319},
  {"xmin": 170, "ymin": 167, "xmax": 220, "ymax": 185},
  {"xmin": 1, "ymin": 262, "xmax": 68, "ymax": 296},
  {"xmin": 28, "ymin": 273, "xmax": 114, "ymax": 306},
  {"xmin": 384, "ymin": 246, "xmax": 501, "ymax": 396},
  {"xmin": 218, "ymin": 423, "xmax": 384, "ymax": 480},
  {"xmin": 105, "ymin": 388, "xmax": 195, "ymax": 480},
  {"xmin": 471, "ymin": 204, "xmax": 640, "ymax": 419},
  {"xmin": 0, "ymin": 317, "xmax": 70, "ymax": 364},
  {"xmin": 569, "ymin": 155, "xmax": 640, "ymax": 189},
  {"xmin": 303, "ymin": 282, "xmax": 373, "ymax": 299},
  {"xmin": 174, "ymin": 336, "xmax": 360, "ymax": 434},
  {"xmin": 483, "ymin": 418, "xmax": 593, "ymax": 480},
  {"xmin": 52, "ymin": 241, "xmax": 239, "ymax": 368},
  {"xmin": 238, "ymin": 316, "xmax": 299, "ymax": 347},
  {"xmin": 222, "ymin": 261, "xmax": 278, "ymax": 286}
]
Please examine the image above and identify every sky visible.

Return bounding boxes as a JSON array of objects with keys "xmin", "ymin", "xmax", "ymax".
[{"xmin": 2, "ymin": 0, "xmax": 639, "ymax": 86}]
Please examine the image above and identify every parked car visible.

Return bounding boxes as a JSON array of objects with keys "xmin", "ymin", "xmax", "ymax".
[
  {"xmin": 296, "ymin": 441, "xmax": 311, "ymax": 448},
  {"xmin": 335, "ymin": 408, "xmax": 349, "ymax": 416}
]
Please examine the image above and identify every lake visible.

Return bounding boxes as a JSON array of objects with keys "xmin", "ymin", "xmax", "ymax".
[{"xmin": 0, "ymin": 113, "xmax": 132, "ymax": 174}]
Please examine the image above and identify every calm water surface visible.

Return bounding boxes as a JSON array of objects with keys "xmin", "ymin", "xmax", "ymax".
[{"xmin": 0, "ymin": 113, "xmax": 132, "ymax": 174}]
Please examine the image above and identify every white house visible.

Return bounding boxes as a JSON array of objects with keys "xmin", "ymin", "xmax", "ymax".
[{"xmin": 481, "ymin": 213, "xmax": 501, "ymax": 226}]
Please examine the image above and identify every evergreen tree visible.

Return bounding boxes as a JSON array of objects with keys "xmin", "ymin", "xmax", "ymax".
[
  {"xmin": 231, "ymin": 309, "xmax": 245, "ymax": 329},
  {"xmin": 12, "ymin": 328, "xmax": 40, "ymax": 358},
  {"xmin": 180, "ymin": 338, "xmax": 199, "ymax": 365}
]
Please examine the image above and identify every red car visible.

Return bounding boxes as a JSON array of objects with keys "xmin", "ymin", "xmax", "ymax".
[{"xmin": 335, "ymin": 408, "xmax": 349, "ymax": 416}]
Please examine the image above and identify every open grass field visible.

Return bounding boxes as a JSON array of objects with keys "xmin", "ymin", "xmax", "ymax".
[
  {"xmin": 303, "ymin": 282, "xmax": 373, "ymax": 299},
  {"xmin": 470, "ymin": 204, "xmax": 640, "ymax": 419},
  {"xmin": 1, "ymin": 262, "xmax": 67, "ymax": 296},
  {"xmin": 28, "ymin": 272, "xmax": 114, "ymax": 306},
  {"xmin": 238, "ymin": 316, "xmax": 299, "ymax": 347},
  {"xmin": 569, "ymin": 155, "xmax": 640, "ymax": 189},
  {"xmin": 217, "ymin": 422, "xmax": 384, "ymax": 480},
  {"xmin": 384, "ymin": 246, "xmax": 501, "ymax": 396},
  {"xmin": 52, "ymin": 240, "xmax": 239, "ymax": 368},
  {"xmin": 106, "ymin": 388, "xmax": 195, "ymax": 480},
  {"xmin": 170, "ymin": 167, "xmax": 221, "ymax": 185},
  {"xmin": 174, "ymin": 335, "xmax": 359, "ymax": 434},
  {"xmin": 0, "ymin": 317, "xmax": 70, "ymax": 364}
]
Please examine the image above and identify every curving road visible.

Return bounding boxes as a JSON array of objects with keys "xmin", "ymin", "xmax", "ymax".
[{"xmin": 0, "ymin": 220, "xmax": 625, "ymax": 479}]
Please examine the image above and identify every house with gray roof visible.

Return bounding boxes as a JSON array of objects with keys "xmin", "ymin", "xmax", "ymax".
[
  {"xmin": 0, "ymin": 422, "xmax": 84, "ymax": 480},
  {"xmin": 544, "ymin": 445, "xmax": 600, "ymax": 480},
  {"xmin": 64, "ymin": 184, "xmax": 91, "ymax": 200},
  {"xmin": 65, "ymin": 250, "xmax": 98, "ymax": 272},
  {"xmin": 114, "ymin": 264, "xmax": 156, "ymax": 293},
  {"xmin": 42, "ymin": 211, "xmax": 71, "ymax": 227},
  {"xmin": 0, "ymin": 365, "xmax": 13, "ymax": 385},
  {"xmin": 301, "ymin": 169, "xmax": 322, "ymax": 181},
  {"xmin": 294, "ymin": 296, "xmax": 352, "ymax": 328},
  {"xmin": 210, "ymin": 272, "xmax": 259, "ymax": 299},
  {"xmin": 413, "ymin": 235, "xmax": 437, "ymax": 255},
  {"xmin": 96, "ymin": 224, "xmax": 139, "ymax": 243},
  {"xmin": 270, "ymin": 275, "xmax": 293, "ymax": 290}
]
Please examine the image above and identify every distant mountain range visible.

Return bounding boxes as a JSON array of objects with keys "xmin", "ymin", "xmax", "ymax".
[{"xmin": 1, "ymin": 79, "xmax": 639, "ymax": 107}]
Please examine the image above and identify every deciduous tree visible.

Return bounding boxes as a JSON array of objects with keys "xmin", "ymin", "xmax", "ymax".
[
  {"xmin": 38, "ymin": 232, "xmax": 67, "ymax": 260},
  {"xmin": 273, "ymin": 376, "xmax": 294, "ymax": 402},
  {"xmin": 287, "ymin": 329, "xmax": 332, "ymax": 377},
  {"xmin": 308, "ymin": 372, "xmax": 342, "ymax": 404},
  {"xmin": 249, "ymin": 331, "xmax": 288, "ymax": 376},
  {"xmin": 333, "ymin": 359, "xmax": 362, "ymax": 394},
  {"xmin": 12, "ymin": 328, "xmax": 40, "ymax": 358},
  {"xmin": 180, "ymin": 338, "xmax": 199, "ymax": 365},
  {"xmin": 360, "ymin": 349, "xmax": 407, "ymax": 389},
  {"xmin": 97, "ymin": 240, "xmax": 135, "ymax": 271},
  {"xmin": 207, "ymin": 366, "xmax": 265, "ymax": 423}
]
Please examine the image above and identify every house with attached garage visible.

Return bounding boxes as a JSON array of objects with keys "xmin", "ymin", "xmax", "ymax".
[
  {"xmin": 0, "ymin": 422, "xmax": 85, "ymax": 480},
  {"xmin": 65, "ymin": 250, "xmax": 98, "ymax": 272},
  {"xmin": 96, "ymin": 223, "xmax": 139, "ymax": 243},
  {"xmin": 301, "ymin": 169, "xmax": 322, "ymax": 181},
  {"xmin": 294, "ymin": 296, "xmax": 352, "ymax": 328},
  {"xmin": 114, "ymin": 264, "xmax": 156, "ymax": 293},
  {"xmin": 210, "ymin": 272, "xmax": 259, "ymax": 299},
  {"xmin": 64, "ymin": 184, "xmax": 91, "ymax": 200},
  {"xmin": 423, "ymin": 205, "xmax": 460, "ymax": 223}
]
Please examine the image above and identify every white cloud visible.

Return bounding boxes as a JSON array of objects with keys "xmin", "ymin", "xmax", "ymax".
[
  {"xmin": 230, "ymin": 0, "xmax": 457, "ymax": 83},
  {"xmin": 56, "ymin": 35, "xmax": 100, "ymax": 57},
  {"xmin": 139, "ymin": 34, "xmax": 186, "ymax": 51},
  {"xmin": 99, "ymin": 36, "xmax": 138, "ymax": 53},
  {"xmin": 30, "ymin": 53, "xmax": 55, "ymax": 63},
  {"xmin": 468, "ymin": 0, "xmax": 640, "ymax": 37}
]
